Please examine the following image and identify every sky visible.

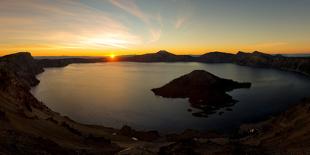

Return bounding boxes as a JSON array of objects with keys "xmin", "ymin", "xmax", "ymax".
[{"xmin": 0, "ymin": 0, "xmax": 310, "ymax": 56}]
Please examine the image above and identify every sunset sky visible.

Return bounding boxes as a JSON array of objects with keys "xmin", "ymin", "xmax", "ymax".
[{"xmin": 0, "ymin": 0, "xmax": 310, "ymax": 56}]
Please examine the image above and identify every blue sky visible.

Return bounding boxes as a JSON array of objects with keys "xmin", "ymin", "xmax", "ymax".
[{"xmin": 0, "ymin": 0, "xmax": 309, "ymax": 56}]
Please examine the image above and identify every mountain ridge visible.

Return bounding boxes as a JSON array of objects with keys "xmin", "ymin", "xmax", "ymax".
[{"xmin": 118, "ymin": 50, "xmax": 310, "ymax": 76}]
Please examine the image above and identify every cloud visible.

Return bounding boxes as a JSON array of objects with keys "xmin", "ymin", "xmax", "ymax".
[
  {"xmin": 175, "ymin": 17, "xmax": 187, "ymax": 29},
  {"xmin": 109, "ymin": 0, "xmax": 162, "ymax": 43},
  {"xmin": 82, "ymin": 32, "xmax": 142, "ymax": 49},
  {"xmin": 149, "ymin": 29, "xmax": 162, "ymax": 43},
  {"xmin": 109, "ymin": 0, "xmax": 149, "ymax": 24},
  {"xmin": 0, "ymin": 0, "xmax": 142, "ymax": 50}
]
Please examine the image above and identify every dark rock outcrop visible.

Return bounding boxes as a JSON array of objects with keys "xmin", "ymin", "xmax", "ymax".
[
  {"xmin": 0, "ymin": 110, "xmax": 5, "ymax": 121},
  {"xmin": 166, "ymin": 129, "xmax": 223, "ymax": 142},
  {"xmin": 0, "ymin": 52, "xmax": 44, "ymax": 87},
  {"xmin": 0, "ymin": 53, "xmax": 47, "ymax": 112},
  {"xmin": 152, "ymin": 70, "xmax": 251, "ymax": 117},
  {"xmin": 0, "ymin": 130, "xmax": 73, "ymax": 155},
  {"xmin": 158, "ymin": 139, "xmax": 266, "ymax": 155}
]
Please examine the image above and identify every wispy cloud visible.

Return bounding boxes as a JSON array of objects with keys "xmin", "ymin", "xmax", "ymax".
[
  {"xmin": 0, "ymin": 0, "xmax": 142, "ymax": 51},
  {"xmin": 109, "ymin": 0, "xmax": 149, "ymax": 24},
  {"xmin": 175, "ymin": 16, "xmax": 187, "ymax": 29},
  {"xmin": 149, "ymin": 29, "xmax": 162, "ymax": 43},
  {"xmin": 109, "ymin": 0, "xmax": 162, "ymax": 43}
]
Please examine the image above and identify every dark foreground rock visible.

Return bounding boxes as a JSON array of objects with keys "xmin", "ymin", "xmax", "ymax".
[
  {"xmin": 240, "ymin": 98, "xmax": 310, "ymax": 153},
  {"xmin": 118, "ymin": 125, "xmax": 160, "ymax": 142},
  {"xmin": 152, "ymin": 70, "xmax": 251, "ymax": 117}
]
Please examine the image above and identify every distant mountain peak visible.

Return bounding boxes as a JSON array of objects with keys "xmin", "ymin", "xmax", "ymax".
[
  {"xmin": 252, "ymin": 51, "xmax": 272, "ymax": 56},
  {"xmin": 156, "ymin": 50, "xmax": 175, "ymax": 56}
]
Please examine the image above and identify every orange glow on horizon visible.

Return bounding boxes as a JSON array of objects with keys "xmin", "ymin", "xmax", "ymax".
[
  {"xmin": 1, "ymin": 48, "xmax": 310, "ymax": 57},
  {"xmin": 1, "ymin": 0, "xmax": 310, "ymax": 57},
  {"xmin": 110, "ymin": 54, "xmax": 115, "ymax": 59}
]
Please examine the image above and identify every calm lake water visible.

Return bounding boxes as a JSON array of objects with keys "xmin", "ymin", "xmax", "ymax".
[{"xmin": 31, "ymin": 62, "xmax": 310, "ymax": 133}]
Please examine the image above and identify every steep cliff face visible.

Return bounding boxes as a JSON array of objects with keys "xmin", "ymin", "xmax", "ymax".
[
  {"xmin": 0, "ymin": 52, "xmax": 46, "ymax": 112},
  {"xmin": 0, "ymin": 52, "xmax": 44, "ymax": 87}
]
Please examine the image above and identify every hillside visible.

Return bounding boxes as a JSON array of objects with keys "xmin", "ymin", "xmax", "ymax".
[{"xmin": 1, "ymin": 52, "xmax": 310, "ymax": 154}]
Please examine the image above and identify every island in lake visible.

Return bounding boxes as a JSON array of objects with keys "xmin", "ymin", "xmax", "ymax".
[
  {"xmin": 152, "ymin": 70, "xmax": 251, "ymax": 117},
  {"xmin": 1, "ymin": 51, "xmax": 310, "ymax": 154},
  {"xmin": 2, "ymin": 0, "xmax": 310, "ymax": 154}
]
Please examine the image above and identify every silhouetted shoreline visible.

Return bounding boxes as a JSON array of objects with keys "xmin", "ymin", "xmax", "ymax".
[{"xmin": 1, "ymin": 51, "xmax": 310, "ymax": 154}]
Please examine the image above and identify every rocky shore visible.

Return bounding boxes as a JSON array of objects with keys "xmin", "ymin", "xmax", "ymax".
[
  {"xmin": 0, "ymin": 52, "xmax": 157, "ymax": 154},
  {"xmin": 1, "ymin": 52, "xmax": 310, "ymax": 154}
]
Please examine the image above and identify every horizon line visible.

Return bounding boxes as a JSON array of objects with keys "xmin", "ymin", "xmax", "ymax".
[{"xmin": 1, "ymin": 50, "xmax": 310, "ymax": 57}]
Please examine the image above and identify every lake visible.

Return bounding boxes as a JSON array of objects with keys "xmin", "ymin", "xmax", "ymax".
[{"xmin": 31, "ymin": 62, "xmax": 310, "ymax": 133}]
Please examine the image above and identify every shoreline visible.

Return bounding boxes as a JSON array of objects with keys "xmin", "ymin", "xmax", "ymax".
[
  {"xmin": 31, "ymin": 61, "xmax": 305, "ymax": 135},
  {"xmin": 1, "ymin": 51, "xmax": 310, "ymax": 154}
]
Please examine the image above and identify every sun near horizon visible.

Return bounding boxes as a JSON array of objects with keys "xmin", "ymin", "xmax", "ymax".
[
  {"xmin": 110, "ymin": 54, "xmax": 116, "ymax": 59},
  {"xmin": 1, "ymin": 0, "xmax": 310, "ymax": 56}
]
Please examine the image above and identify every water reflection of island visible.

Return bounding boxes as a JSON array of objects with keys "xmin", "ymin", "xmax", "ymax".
[{"xmin": 152, "ymin": 70, "xmax": 251, "ymax": 117}]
